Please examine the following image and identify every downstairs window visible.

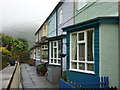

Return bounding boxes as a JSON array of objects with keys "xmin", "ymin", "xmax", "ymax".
[{"xmin": 70, "ymin": 29, "xmax": 94, "ymax": 74}]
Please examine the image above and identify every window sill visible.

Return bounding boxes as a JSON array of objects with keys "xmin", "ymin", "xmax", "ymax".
[
  {"xmin": 49, "ymin": 63, "xmax": 61, "ymax": 66},
  {"xmin": 69, "ymin": 69, "xmax": 95, "ymax": 75},
  {"xmin": 76, "ymin": 4, "xmax": 88, "ymax": 13}
]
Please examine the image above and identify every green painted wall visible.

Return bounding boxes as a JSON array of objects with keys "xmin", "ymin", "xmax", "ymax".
[
  {"xmin": 75, "ymin": 2, "xmax": 118, "ymax": 24},
  {"xmin": 99, "ymin": 23, "xmax": 119, "ymax": 88}
]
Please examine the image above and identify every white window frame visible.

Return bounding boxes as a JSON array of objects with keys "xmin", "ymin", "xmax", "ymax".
[
  {"xmin": 69, "ymin": 28, "xmax": 95, "ymax": 74},
  {"xmin": 41, "ymin": 45, "xmax": 48, "ymax": 50},
  {"xmin": 49, "ymin": 40, "xmax": 61, "ymax": 65},
  {"xmin": 58, "ymin": 8, "xmax": 63, "ymax": 25},
  {"xmin": 36, "ymin": 33, "xmax": 38, "ymax": 42},
  {"xmin": 76, "ymin": 0, "xmax": 87, "ymax": 11},
  {"xmin": 36, "ymin": 47, "xmax": 40, "ymax": 59}
]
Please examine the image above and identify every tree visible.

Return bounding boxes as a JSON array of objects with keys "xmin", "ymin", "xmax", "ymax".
[{"xmin": 1, "ymin": 33, "xmax": 30, "ymax": 66}]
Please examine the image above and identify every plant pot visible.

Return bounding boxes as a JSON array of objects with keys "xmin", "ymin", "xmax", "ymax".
[
  {"xmin": 40, "ymin": 72, "xmax": 46, "ymax": 76},
  {"xmin": 36, "ymin": 68, "xmax": 40, "ymax": 74},
  {"xmin": 60, "ymin": 54, "xmax": 66, "ymax": 57}
]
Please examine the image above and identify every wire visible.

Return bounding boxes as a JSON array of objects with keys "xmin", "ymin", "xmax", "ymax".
[
  {"xmin": 57, "ymin": 1, "xmax": 98, "ymax": 29},
  {"xmin": 42, "ymin": 1, "xmax": 98, "ymax": 36}
]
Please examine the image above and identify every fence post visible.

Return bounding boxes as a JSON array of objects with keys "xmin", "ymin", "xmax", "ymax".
[{"xmin": 104, "ymin": 77, "xmax": 109, "ymax": 89}]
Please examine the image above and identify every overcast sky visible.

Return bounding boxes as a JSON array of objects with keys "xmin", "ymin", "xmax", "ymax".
[{"xmin": 0, "ymin": 0, "xmax": 60, "ymax": 48}]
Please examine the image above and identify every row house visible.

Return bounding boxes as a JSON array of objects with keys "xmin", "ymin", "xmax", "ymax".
[
  {"xmin": 63, "ymin": 0, "xmax": 119, "ymax": 88},
  {"xmin": 35, "ymin": 21, "xmax": 48, "ymax": 65},
  {"xmin": 32, "ymin": 0, "xmax": 120, "ymax": 88},
  {"xmin": 34, "ymin": 0, "xmax": 74, "ymax": 82},
  {"xmin": 30, "ymin": 47, "xmax": 35, "ymax": 60}
]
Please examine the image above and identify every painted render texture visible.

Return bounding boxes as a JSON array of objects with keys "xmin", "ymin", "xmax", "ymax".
[
  {"xmin": 58, "ymin": 1, "xmax": 74, "ymax": 70},
  {"xmin": 48, "ymin": 12, "xmax": 56, "ymax": 37},
  {"xmin": 58, "ymin": 1, "xmax": 74, "ymax": 35},
  {"xmin": 75, "ymin": 2, "xmax": 118, "ymax": 24},
  {"xmin": 74, "ymin": 1, "xmax": 119, "ymax": 88},
  {"xmin": 99, "ymin": 23, "xmax": 119, "ymax": 87}
]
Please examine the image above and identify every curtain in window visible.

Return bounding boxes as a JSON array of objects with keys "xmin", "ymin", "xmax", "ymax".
[
  {"xmin": 58, "ymin": 40, "xmax": 61, "ymax": 58},
  {"xmin": 87, "ymin": 30, "xmax": 94, "ymax": 61},
  {"xmin": 71, "ymin": 33, "xmax": 77, "ymax": 60}
]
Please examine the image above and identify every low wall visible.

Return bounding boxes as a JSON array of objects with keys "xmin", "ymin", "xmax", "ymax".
[{"xmin": 0, "ymin": 62, "xmax": 21, "ymax": 89}]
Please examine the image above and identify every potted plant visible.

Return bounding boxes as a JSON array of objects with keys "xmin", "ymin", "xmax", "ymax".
[
  {"xmin": 59, "ymin": 53, "xmax": 66, "ymax": 57},
  {"xmin": 36, "ymin": 64, "xmax": 47, "ymax": 76}
]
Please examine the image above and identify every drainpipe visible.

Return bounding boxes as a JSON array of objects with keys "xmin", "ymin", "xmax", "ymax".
[
  {"xmin": 118, "ymin": 1, "xmax": 120, "ymax": 89},
  {"xmin": 61, "ymin": 39, "xmax": 63, "ymax": 76},
  {"xmin": 40, "ymin": 46, "xmax": 42, "ymax": 63},
  {"xmin": 73, "ymin": 0, "xmax": 75, "ymax": 24},
  {"xmin": 56, "ymin": 11, "xmax": 58, "ymax": 36}
]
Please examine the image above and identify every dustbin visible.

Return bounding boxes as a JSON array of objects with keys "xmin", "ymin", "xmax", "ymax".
[{"xmin": 9, "ymin": 60, "xmax": 16, "ymax": 66}]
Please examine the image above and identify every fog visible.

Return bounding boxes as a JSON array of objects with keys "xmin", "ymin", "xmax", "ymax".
[{"xmin": 0, "ymin": 0, "xmax": 60, "ymax": 48}]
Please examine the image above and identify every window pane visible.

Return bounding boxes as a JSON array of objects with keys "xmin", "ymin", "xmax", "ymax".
[
  {"xmin": 71, "ymin": 33, "xmax": 77, "ymax": 60},
  {"xmin": 59, "ymin": 9, "xmax": 62, "ymax": 24},
  {"xmin": 78, "ymin": 32, "xmax": 84, "ymax": 41},
  {"xmin": 45, "ymin": 45, "xmax": 48, "ymax": 49},
  {"xmin": 54, "ymin": 59, "xmax": 57, "ymax": 63},
  {"xmin": 58, "ymin": 60, "xmax": 61, "ymax": 64},
  {"xmin": 51, "ymin": 42, "xmax": 53, "ymax": 58},
  {"xmin": 77, "ymin": 0, "xmax": 87, "ymax": 10},
  {"xmin": 42, "ymin": 50, "xmax": 48, "ymax": 59},
  {"xmin": 54, "ymin": 48, "xmax": 57, "ymax": 58},
  {"xmin": 87, "ymin": 63, "xmax": 94, "ymax": 71},
  {"xmin": 51, "ymin": 59, "xmax": 53, "ymax": 63},
  {"xmin": 54, "ymin": 42, "xmax": 56, "ymax": 46},
  {"xmin": 71, "ymin": 62, "xmax": 77, "ymax": 69},
  {"xmin": 87, "ymin": 30, "xmax": 94, "ymax": 61},
  {"xmin": 42, "ymin": 45, "xmax": 44, "ymax": 49},
  {"xmin": 79, "ymin": 43, "xmax": 85, "ymax": 61},
  {"xmin": 58, "ymin": 40, "xmax": 61, "ymax": 58},
  {"xmin": 79, "ymin": 63, "xmax": 85, "ymax": 70}
]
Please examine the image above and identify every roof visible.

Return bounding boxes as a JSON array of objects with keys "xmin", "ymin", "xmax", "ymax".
[
  {"xmin": 36, "ymin": 41, "xmax": 48, "ymax": 45},
  {"xmin": 47, "ymin": 34, "xmax": 66, "ymax": 41},
  {"xmin": 62, "ymin": 16, "xmax": 119, "ymax": 32},
  {"xmin": 35, "ymin": 0, "xmax": 64, "ymax": 35},
  {"xmin": 29, "ymin": 45, "xmax": 39, "ymax": 50}
]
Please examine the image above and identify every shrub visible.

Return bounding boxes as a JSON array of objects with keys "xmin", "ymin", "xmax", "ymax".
[
  {"xmin": 0, "ymin": 47, "xmax": 11, "ymax": 55},
  {"xmin": 37, "ymin": 64, "xmax": 47, "ymax": 72}
]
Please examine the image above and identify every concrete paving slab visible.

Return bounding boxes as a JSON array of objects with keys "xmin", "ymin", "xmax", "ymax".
[{"xmin": 21, "ymin": 64, "xmax": 59, "ymax": 89}]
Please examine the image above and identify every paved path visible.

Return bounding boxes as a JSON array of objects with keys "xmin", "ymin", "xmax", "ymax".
[{"xmin": 21, "ymin": 64, "xmax": 59, "ymax": 89}]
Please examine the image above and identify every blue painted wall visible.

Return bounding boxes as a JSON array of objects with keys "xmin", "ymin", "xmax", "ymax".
[
  {"xmin": 66, "ymin": 24, "xmax": 99, "ymax": 81},
  {"xmin": 57, "ymin": 2, "xmax": 74, "ymax": 35},
  {"xmin": 36, "ymin": 60, "xmax": 40, "ymax": 66},
  {"xmin": 48, "ymin": 12, "xmax": 57, "ymax": 37}
]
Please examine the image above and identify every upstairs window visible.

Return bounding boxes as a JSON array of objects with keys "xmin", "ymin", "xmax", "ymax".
[
  {"xmin": 76, "ymin": 0, "xmax": 87, "ymax": 11},
  {"xmin": 58, "ymin": 8, "xmax": 63, "ymax": 25},
  {"xmin": 36, "ymin": 33, "xmax": 39, "ymax": 42}
]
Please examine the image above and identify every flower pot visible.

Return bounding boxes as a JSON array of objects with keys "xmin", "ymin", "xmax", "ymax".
[
  {"xmin": 40, "ymin": 72, "xmax": 46, "ymax": 76},
  {"xmin": 60, "ymin": 54, "xmax": 66, "ymax": 57},
  {"xmin": 36, "ymin": 68, "xmax": 40, "ymax": 74}
]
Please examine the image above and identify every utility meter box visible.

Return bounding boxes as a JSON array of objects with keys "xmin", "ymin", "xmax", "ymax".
[{"xmin": 47, "ymin": 66, "xmax": 61, "ymax": 83}]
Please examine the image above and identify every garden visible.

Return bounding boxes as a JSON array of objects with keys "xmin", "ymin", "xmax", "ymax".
[{"xmin": 0, "ymin": 33, "xmax": 30, "ymax": 70}]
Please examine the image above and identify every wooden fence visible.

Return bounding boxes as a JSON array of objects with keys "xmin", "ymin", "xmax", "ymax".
[{"xmin": 60, "ymin": 77, "xmax": 109, "ymax": 89}]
